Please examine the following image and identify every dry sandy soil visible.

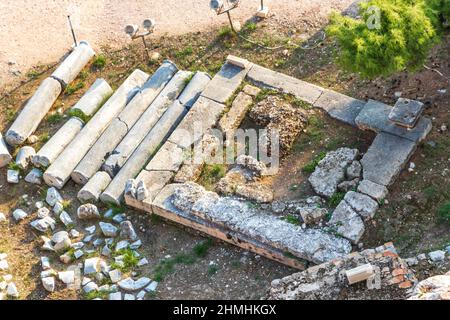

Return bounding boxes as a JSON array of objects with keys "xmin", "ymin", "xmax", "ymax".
[{"xmin": 0, "ymin": 0, "xmax": 356, "ymax": 93}]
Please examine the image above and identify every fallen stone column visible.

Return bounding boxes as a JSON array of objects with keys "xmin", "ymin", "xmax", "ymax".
[
  {"xmin": 70, "ymin": 78, "xmax": 113, "ymax": 118},
  {"xmin": 43, "ymin": 69, "xmax": 149, "ymax": 189},
  {"xmin": 32, "ymin": 117, "xmax": 84, "ymax": 168},
  {"xmin": 0, "ymin": 133, "xmax": 12, "ymax": 168},
  {"xmin": 5, "ymin": 77, "xmax": 62, "ymax": 146},
  {"xmin": 70, "ymin": 61, "xmax": 179, "ymax": 185},
  {"xmin": 100, "ymin": 100, "xmax": 189, "ymax": 205},
  {"xmin": 100, "ymin": 70, "xmax": 193, "ymax": 178},
  {"xmin": 33, "ymin": 79, "xmax": 113, "ymax": 168},
  {"xmin": 51, "ymin": 41, "xmax": 95, "ymax": 86},
  {"xmin": 177, "ymin": 72, "xmax": 211, "ymax": 109},
  {"xmin": 77, "ymin": 171, "xmax": 112, "ymax": 202}
]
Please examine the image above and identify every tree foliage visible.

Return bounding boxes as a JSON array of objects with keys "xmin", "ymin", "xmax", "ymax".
[{"xmin": 326, "ymin": 0, "xmax": 448, "ymax": 78}]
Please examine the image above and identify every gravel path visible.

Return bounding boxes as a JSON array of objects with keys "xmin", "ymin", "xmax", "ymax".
[{"xmin": 0, "ymin": 0, "xmax": 356, "ymax": 91}]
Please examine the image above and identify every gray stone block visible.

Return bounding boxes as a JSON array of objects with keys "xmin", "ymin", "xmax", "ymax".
[
  {"xmin": 344, "ymin": 191, "xmax": 379, "ymax": 221},
  {"xmin": 201, "ymin": 62, "xmax": 250, "ymax": 103},
  {"xmin": 357, "ymin": 180, "xmax": 388, "ymax": 201},
  {"xmin": 389, "ymin": 98, "xmax": 424, "ymax": 128},
  {"xmin": 246, "ymin": 64, "xmax": 323, "ymax": 104},
  {"xmin": 313, "ymin": 90, "xmax": 365, "ymax": 126},
  {"xmin": 355, "ymin": 100, "xmax": 431, "ymax": 143},
  {"xmin": 328, "ymin": 200, "xmax": 365, "ymax": 244},
  {"xmin": 361, "ymin": 132, "xmax": 416, "ymax": 187}
]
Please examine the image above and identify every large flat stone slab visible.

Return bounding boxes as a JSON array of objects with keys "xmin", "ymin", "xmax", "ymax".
[
  {"xmin": 313, "ymin": 90, "xmax": 365, "ymax": 126},
  {"xmin": 246, "ymin": 64, "xmax": 324, "ymax": 104},
  {"xmin": 361, "ymin": 132, "xmax": 416, "ymax": 186},
  {"xmin": 328, "ymin": 200, "xmax": 365, "ymax": 244},
  {"xmin": 355, "ymin": 100, "xmax": 431, "ymax": 143},
  {"xmin": 201, "ymin": 62, "xmax": 250, "ymax": 104},
  {"xmin": 155, "ymin": 183, "xmax": 352, "ymax": 264},
  {"xmin": 168, "ymin": 96, "xmax": 225, "ymax": 149}
]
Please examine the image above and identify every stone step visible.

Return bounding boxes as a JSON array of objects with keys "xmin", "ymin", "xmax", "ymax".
[
  {"xmin": 153, "ymin": 183, "xmax": 352, "ymax": 265},
  {"xmin": 355, "ymin": 99, "xmax": 431, "ymax": 143},
  {"xmin": 70, "ymin": 62, "xmax": 180, "ymax": 185},
  {"xmin": 360, "ymin": 132, "xmax": 417, "ymax": 187},
  {"xmin": 201, "ymin": 61, "xmax": 251, "ymax": 104},
  {"xmin": 246, "ymin": 64, "xmax": 324, "ymax": 105},
  {"xmin": 43, "ymin": 69, "xmax": 149, "ymax": 189},
  {"xmin": 313, "ymin": 89, "xmax": 366, "ymax": 127}
]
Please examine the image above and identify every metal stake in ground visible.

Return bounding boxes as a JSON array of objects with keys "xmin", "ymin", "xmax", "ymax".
[
  {"xmin": 67, "ymin": 15, "xmax": 78, "ymax": 47},
  {"xmin": 210, "ymin": 0, "xmax": 241, "ymax": 33},
  {"xmin": 124, "ymin": 19, "xmax": 155, "ymax": 61}
]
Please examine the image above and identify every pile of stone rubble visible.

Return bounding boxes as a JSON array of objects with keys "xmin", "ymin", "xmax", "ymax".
[{"xmin": 0, "ymin": 253, "xmax": 19, "ymax": 299}]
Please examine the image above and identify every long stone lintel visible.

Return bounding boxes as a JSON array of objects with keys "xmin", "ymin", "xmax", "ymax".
[{"xmin": 125, "ymin": 184, "xmax": 307, "ymax": 270}]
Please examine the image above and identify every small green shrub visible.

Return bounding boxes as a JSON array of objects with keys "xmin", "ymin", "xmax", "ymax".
[
  {"xmin": 65, "ymin": 82, "xmax": 85, "ymax": 95},
  {"xmin": 193, "ymin": 239, "xmax": 214, "ymax": 258},
  {"xmin": 437, "ymin": 201, "xmax": 450, "ymax": 223},
  {"xmin": 282, "ymin": 214, "xmax": 301, "ymax": 226},
  {"xmin": 327, "ymin": 0, "xmax": 441, "ymax": 78},
  {"xmin": 328, "ymin": 192, "xmax": 346, "ymax": 208},
  {"xmin": 302, "ymin": 151, "xmax": 327, "ymax": 173},
  {"xmin": 93, "ymin": 54, "xmax": 107, "ymax": 69},
  {"xmin": 218, "ymin": 26, "xmax": 233, "ymax": 38},
  {"xmin": 67, "ymin": 109, "xmax": 91, "ymax": 123},
  {"xmin": 46, "ymin": 113, "xmax": 64, "ymax": 123},
  {"xmin": 175, "ymin": 46, "xmax": 194, "ymax": 58}
]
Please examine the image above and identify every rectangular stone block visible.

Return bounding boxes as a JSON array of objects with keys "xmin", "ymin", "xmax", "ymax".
[
  {"xmin": 201, "ymin": 62, "xmax": 250, "ymax": 103},
  {"xmin": 361, "ymin": 132, "xmax": 416, "ymax": 187},
  {"xmin": 313, "ymin": 89, "xmax": 365, "ymax": 126},
  {"xmin": 346, "ymin": 263, "xmax": 374, "ymax": 285},
  {"xmin": 226, "ymin": 55, "xmax": 251, "ymax": 69},
  {"xmin": 168, "ymin": 96, "xmax": 225, "ymax": 149},
  {"xmin": 355, "ymin": 100, "xmax": 431, "ymax": 143},
  {"xmin": 247, "ymin": 64, "xmax": 323, "ymax": 105},
  {"xmin": 389, "ymin": 98, "xmax": 424, "ymax": 128},
  {"xmin": 218, "ymin": 92, "xmax": 253, "ymax": 137},
  {"xmin": 135, "ymin": 170, "xmax": 174, "ymax": 201},
  {"xmin": 357, "ymin": 180, "xmax": 388, "ymax": 201}
]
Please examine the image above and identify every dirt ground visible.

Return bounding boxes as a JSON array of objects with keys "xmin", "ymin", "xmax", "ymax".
[
  {"xmin": 0, "ymin": 2, "xmax": 449, "ymax": 300},
  {"xmin": 0, "ymin": 0, "xmax": 357, "ymax": 94}
]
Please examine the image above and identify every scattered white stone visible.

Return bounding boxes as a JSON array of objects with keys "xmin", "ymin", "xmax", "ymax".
[
  {"xmin": 30, "ymin": 216, "xmax": 56, "ymax": 232},
  {"xmin": 52, "ymin": 231, "xmax": 69, "ymax": 244},
  {"xmin": 93, "ymin": 238, "xmax": 104, "ymax": 248},
  {"xmin": 25, "ymin": 168, "xmax": 43, "ymax": 184},
  {"xmin": 84, "ymin": 257, "xmax": 101, "ymax": 275},
  {"xmin": 53, "ymin": 202, "xmax": 64, "ymax": 214},
  {"xmin": 109, "ymin": 292, "xmax": 122, "ymax": 300},
  {"xmin": 85, "ymin": 225, "xmax": 96, "ymax": 234},
  {"xmin": 115, "ymin": 240, "xmax": 130, "ymax": 252},
  {"xmin": 83, "ymin": 281, "xmax": 98, "ymax": 293},
  {"xmin": 7, "ymin": 170, "xmax": 20, "ymax": 184},
  {"xmin": 59, "ymin": 211, "xmax": 73, "ymax": 227},
  {"xmin": 112, "ymin": 213, "xmax": 126, "ymax": 223},
  {"xmin": 98, "ymin": 284, "xmax": 110, "ymax": 292},
  {"xmin": 137, "ymin": 290, "xmax": 146, "ymax": 299},
  {"xmin": 41, "ymin": 236, "xmax": 55, "ymax": 251},
  {"xmin": 77, "ymin": 204, "xmax": 100, "ymax": 219},
  {"xmin": 3, "ymin": 274, "xmax": 12, "ymax": 282},
  {"xmin": 134, "ymin": 277, "xmax": 151, "ymax": 290},
  {"xmin": 70, "ymin": 229, "xmax": 80, "ymax": 238},
  {"xmin": 117, "ymin": 278, "xmax": 135, "ymax": 291},
  {"xmin": 15, "ymin": 146, "xmax": 35, "ymax": 170},
  {"xmin": 54, "ymin": 237, "xmax": 71, "ymax": 252},
  {"xmin": 429, "ymin": 250, "xmax": 446, "ymax": 262},
  {"xmin": 6, "ymin": 282, "xmax": 19, "ymax": 298},
  {"xmin": 41, "ymin": 269, "xmax": 56, "ymax": 278},
  {"xmin": 103, "ymin": 209, "xmax": 114, "ymax": 219},
  {"xmin": 130, "ymin": 240, "xmax": 142, "ymax": 249},
  {"xmin": 109, "ymin": 269, "xmax": 122, "ymax": 283},
  {"xmin": 0, "ymin": 253, "xmax": 7, "ymax": 260},
  {"xmin": 124, "ymin": 293, "xmax": 135, "ymax": 300},
  {"xmin": 12, "ymin": 209, "xmax": 27, "ymax": 221},
  {"xmin": 417, "ymin": 253, "xmax": 427, "ymax": 261},
  {"xmin": 37, "ymin": 207, "xmax": 50, "ymax": 218},
  {"xmin": 59, "ymin": 253, "xmax": 73, "ymax": 264},
  {"xmin": 0, "ymin": 259, "xmax": 8, "ymax": 271},
  {"xmin": 99, "ymin": 222, "xmax": 118, "ymax": 237},
  {"xmin": 137, "ymin": 258, "xmax": 148, "ymax": 266},
  {"xmin": 74, "ymin": 250, "xmax": 84, "ymax": 259},
  {"xmin": 145, "ymin": 281, "xmax": 158, "ymax": 292},
  {"xmin": 0, "ymin": 212, "xmax": 6, "ymax": 223},
  {"xmin": 42, "ymin": 277, "xmax": 55, "ymax": 292},
  {"xmin": 41, "ymin": 256, "xmax": 51, "ymax": 270},
  {"xmin": 101, "ymin": 245, "xmax": 112, "ymax": 257},
  {"xmin": 71, "ymin": 242, "xmax": 84, "ymax": 250},
  {"xmin": 46, "ymin": 187, "xmax": 63, "ymax": 206},
  {"xmin": 120, "ymin": 221, "xmax": 137, "ymax": 240}
]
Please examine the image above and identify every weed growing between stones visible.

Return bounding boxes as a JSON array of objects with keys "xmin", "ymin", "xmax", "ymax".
[
  {"xmin": 152, "ymin": 239, "xmax": 214, "ymax": 282},
  {"xmin": 92, "ymin": 54, "xmax": 107, "ymax": 70},
  {"xmin": 282, "ymin": 214, "xmax": 301, "ymax": 226},
  {"xmin": 437, "ymin": 201, "xmax": 450, "ymax": 224},
  {"xmin": 46, "ymin": 113, "xmax": 64, "ymax": 124},
  {"xmin": 197, "ymin": 164, "xmax": 227, "ymax": 191},
  {"xmin": 302, "ymin": 151, "xmax": 327, "ymax": 173},
  {"xmin": 65, "ymin": 81, "xmax": 85, "ymax": 95},
  {"xmin": 328, "ymin": 192, "xmax": 346, "ymax": 208}
]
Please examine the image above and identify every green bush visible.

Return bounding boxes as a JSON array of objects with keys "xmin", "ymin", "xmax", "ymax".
[
  {"xmin": 427, "ymin": 0, "xmax": 450, "ymax": 24},
  {"xmin": 327, "ymin": 0, "xmax": 442, "ymax": 78}
]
